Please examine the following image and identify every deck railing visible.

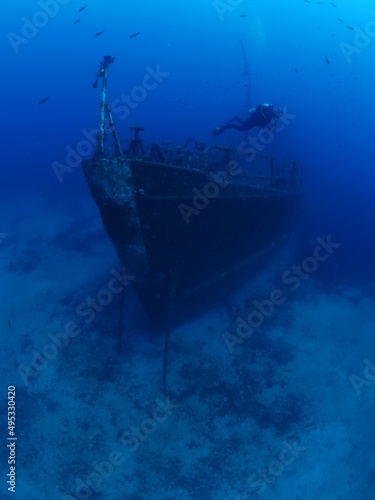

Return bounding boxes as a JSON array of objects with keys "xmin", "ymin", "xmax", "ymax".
[{"xmin": 149, "ymin": 143, "xmax": 303, "ymax": 194}]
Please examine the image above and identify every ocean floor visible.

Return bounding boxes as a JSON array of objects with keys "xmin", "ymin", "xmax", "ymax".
[{"xmin": 1, "ymin": 194, "xmax": 375, "ymax": 500}]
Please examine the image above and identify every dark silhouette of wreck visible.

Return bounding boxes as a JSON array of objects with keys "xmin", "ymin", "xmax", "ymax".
[{"xmin": 82, "ymin": 57, "xmax": 303, "ymax": 329}]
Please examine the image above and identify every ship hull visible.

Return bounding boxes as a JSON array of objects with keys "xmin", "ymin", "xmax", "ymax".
[{"xmin": 82, "ymin": 157, "xmax": 301, "ymax": 327}]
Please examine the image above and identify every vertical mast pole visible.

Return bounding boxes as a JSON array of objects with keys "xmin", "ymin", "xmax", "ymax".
[
  {"xmin": 239, "ymin": 39, "xmax": 252, "ymax": 109},
  {"xmin": 93, "ymin": 55, "xmax": 115, "ymax": 157}
]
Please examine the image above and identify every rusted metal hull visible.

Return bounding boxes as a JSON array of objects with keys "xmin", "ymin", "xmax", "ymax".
[{"xmin": 82, "ymin": 156, "xmax": 301, "ymax": 327}]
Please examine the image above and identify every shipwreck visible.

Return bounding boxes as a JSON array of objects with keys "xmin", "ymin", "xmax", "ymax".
[{"xmin": 82, "ymin": 56, "xmax": 303, "ymax": 329}]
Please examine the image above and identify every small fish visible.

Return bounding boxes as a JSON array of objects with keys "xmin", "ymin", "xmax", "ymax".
[
  {"xmin": 129, "ymin": 32, "xmax": 140, "ymax": 39},
  {"xmin": 73, "ymin": 18, "xmax": 82, "ymax": 25},
  {"xmin": 294, "ymin": 67, "xmax": 298, "ymax": 73},
  {"xmin": 8, "ymin": 320, "xmax": 11, "ymax": 327},
  {"xmin": 240, "ymin": 14, "xmax": 248, "ymax": 18},
  {"xmin": 346, "ymin": 26, "xmax": 354, "ymax": 31},
  {"xmin": 39, "ymin": 97, "xmax": 49, "ymax": 105},
  {"xmin": 325, "ymin": 57, "xmax": 330, "ymax": 64},
  {"xmin": 337, "ymin": 18, "xmax": 344, "ymax": 23},
  {"xmin": 78, "ymin": 5, "xmax": 87, "ymax": 12},
  {"xmin": 95, "ymin": 31, "xmax": 104, "ymax": 37}
]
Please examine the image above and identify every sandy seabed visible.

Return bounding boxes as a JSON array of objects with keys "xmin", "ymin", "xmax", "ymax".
[{"xmin": 1, "ymin": 194, "xmax": 375, "ymax": 500}]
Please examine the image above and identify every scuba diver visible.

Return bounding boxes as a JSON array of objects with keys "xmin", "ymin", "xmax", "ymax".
[{"xmin": 211, "ymin": 103, "xmax": 283, "ymax": 136}]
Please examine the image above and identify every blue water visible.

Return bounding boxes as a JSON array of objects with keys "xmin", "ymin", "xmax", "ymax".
[{"xmin": 2, "ymin": 0, "xmax": 375, "ymax": 499}]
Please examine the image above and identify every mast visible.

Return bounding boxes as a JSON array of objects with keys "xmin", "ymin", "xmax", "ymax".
[
  {"xmin": 92, "ymin": 55, "xmax": 122, "ymax": 158},
  {"xmin": 239, "ymin": 39, "xmax": 252, "ymax": 109}
]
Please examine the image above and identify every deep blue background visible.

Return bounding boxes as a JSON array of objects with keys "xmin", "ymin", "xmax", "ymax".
[{"xmin": 2, "ymin": 0, "xmax": 375, "ymax": 285}]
